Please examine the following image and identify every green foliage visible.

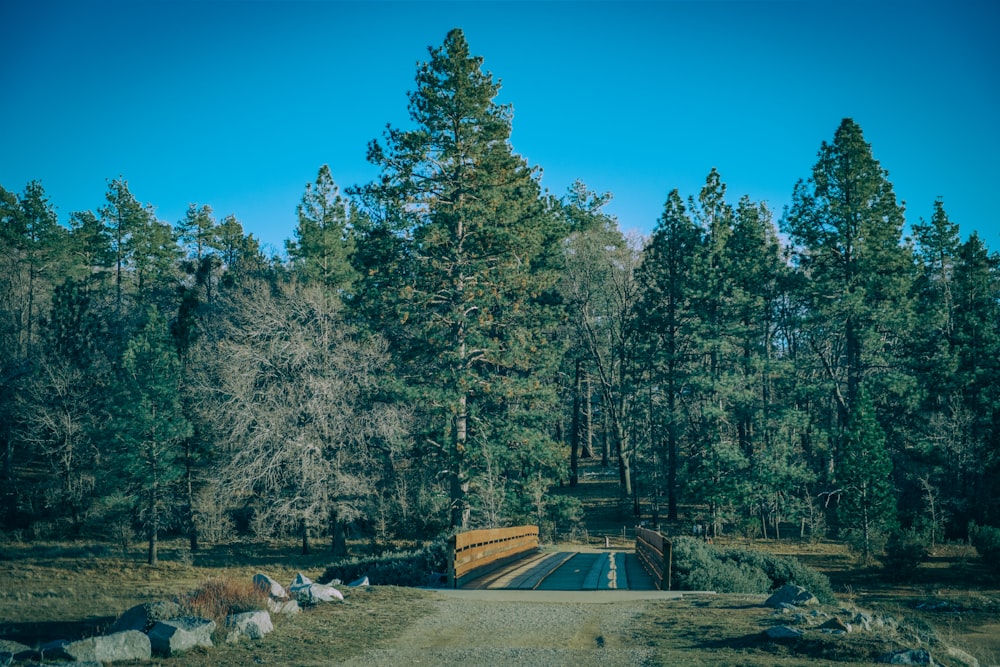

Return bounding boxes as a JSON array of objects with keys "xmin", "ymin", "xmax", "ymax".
[
  {"xmin": 320, "ymin": 539, "xmax": 451, "ymax": 587},
  {"xmin": 969, "ymin": 523, "xmax": 1000, "ymax": 573},
  {"xmin": 881, "ymin": 528, "xmax": 930, "ymax": 581},
  {"xmin": 354, "ymin": 28, "xmax": 566, "ymax": 529},
  {"xmin": 112, "ymin": 306, "xmax": 192, "ymax": 564},
  {"xmin": 837, "ymin": 388, "xmax": 897, "ymax": 563},
  {"xmin": 670, "ymin": 536, "xmax": 835, "ymax": 603},
  {"xmin": 286, "ymin": 165, "xmax": 357, "ymax": 292}
]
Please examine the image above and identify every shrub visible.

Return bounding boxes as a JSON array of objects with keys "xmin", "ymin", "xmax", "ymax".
[
  {"xmin": 320, "ymin": 538, "xmax": 450, "ymax": 587},
  {"xmin": 970, "ymin": 523, "xmax": 1000, "ymax": 573},
  {"xmin": 881, "ymin": 528, "xmax": 929, "ymax": 580},
  {"xmin": 669, "ymin": 536, "xmax": 835, "ymax": 603},
  {"xmin": 178, "ymin": 576, "xmax": 269, "ymax": 630}
]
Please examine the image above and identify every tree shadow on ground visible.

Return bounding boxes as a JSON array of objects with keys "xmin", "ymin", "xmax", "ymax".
[{"xmin": 0, "ymin": 615, "xmax": 115, "ymax": 646}]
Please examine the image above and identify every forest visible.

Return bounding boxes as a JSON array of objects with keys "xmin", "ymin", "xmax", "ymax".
[{"xmin": 2, "ymin": 29, "xmax": 998, "ymax": 566}]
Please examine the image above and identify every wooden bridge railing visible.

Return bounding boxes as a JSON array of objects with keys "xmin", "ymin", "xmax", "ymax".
[
  {"xmin": 448, "ymin": 525, "xmax": 540, "ymax": 588},
  {"xmin": 636, "ymin": 525, "xmax": 672, "ymax": 590}
]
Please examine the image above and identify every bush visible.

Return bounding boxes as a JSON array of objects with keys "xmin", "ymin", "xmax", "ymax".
[
  {"xmin": 881, "ymin": 529, "xmax": 929, "ymax": 580},
  {"xmin": 320, "ymin": 538, "xmax": 450, "ymax": 587},
  {"xmin": 970, "ymin": 523, "xmax": 1000, "ymax": 573},
  {"xmin": 670, "ymin": 536, "xmax": 835, "ymax": 603},
  {"xmin": 178, "ymin": 576, "xmax": 269, "ymax": 630}
]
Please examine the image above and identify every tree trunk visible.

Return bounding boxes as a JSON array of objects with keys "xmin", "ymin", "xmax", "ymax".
[
  {"xmin": 148, "ymin": 529, "xmax": 157, "ymax": 566},
  {"xmin": 583, "ymin": 373, "xmax": 594, "ymax": 459},
  {"xmin": 451, "ymin": 392, "xmax": 470, "ymax": 530},
  {"xmin": 601, "ymin": 409, "xmax": 610, "ymax": 468},
  {"xmin": 570, "ymin": 359, "xmax": 581, "ymax": 487},
  {"xmin": 185, "ymin": 439, "xmax": 199, "ymax": 552},
  {"xmin": 301, "ymin": 518, "xmax": 311, "ymax": 555},
  {"xmin": 331, "ymin": 508, "xmax": 347, "ymax": 557}
]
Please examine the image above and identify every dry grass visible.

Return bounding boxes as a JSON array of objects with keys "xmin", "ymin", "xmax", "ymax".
[{"xmin": 178, "ymin": 575, "xmax": 270, "ymax": 631}]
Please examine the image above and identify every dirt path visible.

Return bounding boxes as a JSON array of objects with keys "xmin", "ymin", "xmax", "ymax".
[{"xmin": 335, "ymin": 590, "xmax": 682, "ymax": 666}]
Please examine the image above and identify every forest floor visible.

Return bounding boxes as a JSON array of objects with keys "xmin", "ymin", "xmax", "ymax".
[{"xmin": 1, "ymin": 462, "xmax": 999, "ymax": 665}]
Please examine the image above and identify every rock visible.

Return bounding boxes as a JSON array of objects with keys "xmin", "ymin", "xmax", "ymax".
[
  {"xmin": 312, "ymin": 583, "xmax": 344, "ymax": 602},
  {"xmin": 253, "ymin": 573, "xmax": 287, "ymax": 599},
  {"xmin": 225, "ymin": 610, "xmax": 273, "ymax": 644},
  {"xmin": 34, "ymin": 639, "xmax": 70, "ymax": 661},
  {"xmin": 764, "ymin": 585, "xmax": 819, "ymax": 608},
  {"xmin": 289, "ymin": 572, "xmax": 314, "ymax": 601},
  {"xmin": 148, "ymin": 617, "xmax": 216, "ymax": 656},
  {"xmin": 267, "ymin": 597, "xmax": 301, "ymax": 614},
  {"xmin": 348, "ymin": 575, "xmax": 369, "ymax": 587},
  {"xmin": 819, "ymin": 617, "xmax": 852, "ymax": 633},
  {"xmin": 877, "ymin": 648, "xmax": 934, "ymax": 665},
  {"xmin": 60, "ymin": 630, "xmax": 151, "ymax": 663},
  {"xmin": 0, "ymin": 640, "xmax": 30, "ymax": 666},
  {"xmin": 765, "ymin": 625, "xmax": 804, "ymax": 639},
  {"xmin": 0, "ymin": 641, "xmax": 29, "ymax": 655},
  {"xmin": 109, "ymin": 600, "xmax": 182, "ymax": 633},
  {"xmin": 944, "ymin": 646, "xmax": 979, "ymax": 667},
  {"xmin": 289, "ymin": 572, "xmax": 342, "ymax": 603}
]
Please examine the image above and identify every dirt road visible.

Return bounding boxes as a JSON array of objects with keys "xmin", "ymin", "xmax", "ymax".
[{"xmin": 337, "ymin": 589, "xmax": 692, "ymax": 667}]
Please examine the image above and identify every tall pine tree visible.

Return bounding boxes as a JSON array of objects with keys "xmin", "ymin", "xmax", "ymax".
[{"xmin": 355, "ymin": 29, "xmax": 565, "ymax": 529}]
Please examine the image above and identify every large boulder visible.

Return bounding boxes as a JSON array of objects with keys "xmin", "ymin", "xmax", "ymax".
[
  {"xmin": 58, "ymin": 630, "xmax": 151, "ymax": 663},
  {"xmin": 109, "ymin": 600, "xmax": 182, "ymax": 633},
  {"xmin": 148, "ymin": 617, "xmax": 215, "ymax": 656},
  {"xmin": 763, "ymin": 585, "xmax": 819, "ymax": 608},
  {"xmin": 253, "ymin": 573, "xmax": 287, "ymax": 599},
  {"xmin": 225, "ymin": 610, "xmax": 273, "ymax": 644}
]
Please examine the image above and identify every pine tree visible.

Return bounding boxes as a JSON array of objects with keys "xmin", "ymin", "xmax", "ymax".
[
  {"xmin": 355, "ymin": 29, "xmax": 565, "ymax": 529},
  {"xmin": 950, "ymin": 233, "xmax": 1000, "ymax": 524},
  {"xmin": 837, "ymin": 388, "xmax": 897, "ymax": 563},
  {"xmin": 635, "ymin": 190, "xmax": 703, "ymax": 521},
  {"xmin": 783, "ymin": 118, "xmax": 913, "ymax": 472},
  {"xmin": 286, "ymin": 165, "xmax": 357, "ymax": 293},
  {"xmin": 113, "ymin": 306, "xmax": 191, "ymax": 565}
]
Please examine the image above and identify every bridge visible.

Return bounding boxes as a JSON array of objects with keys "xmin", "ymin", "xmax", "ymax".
[{"xmin": 447, "ymin": 525, "xmax": 671, "ymax": 591}]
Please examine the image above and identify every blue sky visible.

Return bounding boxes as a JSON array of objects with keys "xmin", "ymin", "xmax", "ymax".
[{"xmin": 2, "ymin": 1, "xmax": 998, "ymax": 255}]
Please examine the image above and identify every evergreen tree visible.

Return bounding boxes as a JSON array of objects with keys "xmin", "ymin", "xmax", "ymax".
[
  {"xmin": 177, "ymin": 204, "xmax": 220, "ymax": 304},
  {"xmin": 837, "ymin": 388, "xmax": 897, "ymax": 562},
  {"xmin": 355, "ymin": 29, "xmax": 566, "ymax": 529},
  {"xmin": 67, "ymin": 209, "xmax": 114, "ymax": 290},
  {"xmin": 100, "ymin": 178, "xmax": 148, "ymax": 313},
  {"xmin": 950, "ymin": 233, "xmax": 1000, "ymax": 525},
  {"xmin": 287, "ymin": 165, "xmax": 357, "ymax": 293},
  {"xmin": 635, "ymin": 190, "xmax": 702, "ymax": 521},
  {"xmin": 112, "ymin": 306, "xmax": 191, "ymax": 565},
  {"xmin": 783, "ymin": 118, "xmax": 913, "ymax": 472}
]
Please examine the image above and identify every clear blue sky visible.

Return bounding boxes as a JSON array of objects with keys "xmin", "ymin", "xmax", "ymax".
[{"xmin": 2, "ymin": 1, "xmax": 998, "ymax": 255}]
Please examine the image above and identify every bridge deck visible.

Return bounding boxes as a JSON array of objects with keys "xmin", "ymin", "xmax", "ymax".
[{"xmin": 459, "ymin": 550, "xmax": 659, "ymax": 591}]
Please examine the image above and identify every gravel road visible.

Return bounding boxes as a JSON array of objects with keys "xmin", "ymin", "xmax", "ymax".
[{"xmin": 337, "ymin": 590, "xmax": 685, "ymax": 667}]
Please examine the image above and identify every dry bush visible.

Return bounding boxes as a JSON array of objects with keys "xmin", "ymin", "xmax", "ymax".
[{"xmin": 178, "ymin": 575, "xmax": 268, "ymax": 629}]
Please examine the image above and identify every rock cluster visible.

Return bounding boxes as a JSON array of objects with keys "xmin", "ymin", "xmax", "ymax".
[
  {"xmin": 761, "ymin": 586, "xmax": 982, "ymax": 667},
  {"xmin": 2, "ymin": 571, "xmax": 349, "ymax": 665}
]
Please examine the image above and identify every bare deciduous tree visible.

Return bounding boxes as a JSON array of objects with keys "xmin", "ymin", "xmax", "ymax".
[{"xmin": 196, "ymin": 279, "xmax": 408, "ymax": 554}]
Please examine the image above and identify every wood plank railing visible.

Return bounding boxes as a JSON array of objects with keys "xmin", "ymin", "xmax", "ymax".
[
  {"xmin": 448, "ymin": 525, "xmax": 540, "ymax": 588},
  {"xmin": 636, "ymin": 525, "xmax": 671, "ymax": 590}
]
